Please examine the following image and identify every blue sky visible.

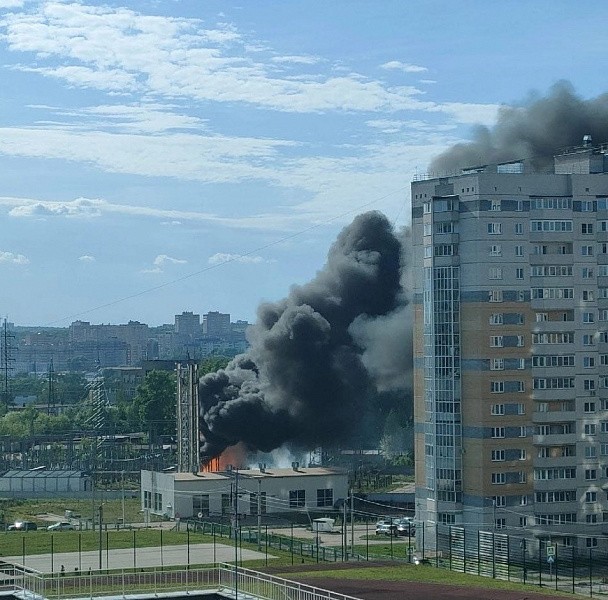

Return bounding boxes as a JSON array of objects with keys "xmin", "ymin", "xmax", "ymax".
[{"xmin": 0, "ymin": 0, "xmax": 606, "ymax": 326}]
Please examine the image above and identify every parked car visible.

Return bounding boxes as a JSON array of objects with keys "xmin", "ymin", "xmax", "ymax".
[
  {"xmin": 396, "ymin": 518, "xmax": 415, "ymax": 536},
  {"xmin": 47, "ymin": 521, "xmax": 74, "ymax": 531},
  {"xmin": 8, "ymin": 520, "xmax": 37, "ymax": 531},
  {"xmin": 375, "ymin": 521, "xmax": 397, "ymax": 536}
]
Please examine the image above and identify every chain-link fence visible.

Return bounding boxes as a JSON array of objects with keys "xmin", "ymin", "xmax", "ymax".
[{"xmin": 413, "ymin": 522, "xmax": 608, "ymax": 597}]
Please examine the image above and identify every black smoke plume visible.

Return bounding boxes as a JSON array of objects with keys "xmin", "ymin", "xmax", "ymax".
[
  {"xmin": 431, "ymin": 81, "xmax": 608, "ymax": 174},
  {"xmin": 198, "ymin": 211, "xmax": 410, "ymax": 460}
]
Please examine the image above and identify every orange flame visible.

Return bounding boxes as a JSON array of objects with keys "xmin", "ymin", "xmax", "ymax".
[{"xmin": 201, "ymin": 442, "xmax": 249, "ymax": 472}]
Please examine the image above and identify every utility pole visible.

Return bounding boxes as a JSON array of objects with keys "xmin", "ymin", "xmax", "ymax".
[
  {"xmin": 257, "ymin": 477, "xmax": 262, "ymax": 550},
  {"xmin": 47, "ymin": 358, "xmax": 55, "ymax": 415},
  {"xmin": 350, "ymin": 489, "xmax": 355, "ymax": 557},
  {"xmin": 233, "ymin": 469, "xmax": 239, "ymax": 599},
  {"xmin": 98, "ymin": 505, "xmax": 103, "ymax": 569}
]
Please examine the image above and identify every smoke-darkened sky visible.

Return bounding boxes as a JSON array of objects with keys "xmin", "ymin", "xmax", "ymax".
[{"xmin": 431, "ymin": 82, "xmax": 608, "ymax": 174}]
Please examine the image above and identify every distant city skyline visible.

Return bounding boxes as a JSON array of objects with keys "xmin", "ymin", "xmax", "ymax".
[{"xmin": 0, "ymin": 1, "xmax": 606, "ymax": 325}]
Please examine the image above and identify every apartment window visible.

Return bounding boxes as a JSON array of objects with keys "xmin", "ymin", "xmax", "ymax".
[
  {"xmin": 289, "ymin": 489, "xmax": 306, "ymax": 508},
  {"xmin": 423, "ymin": 223, "xmax": 432, "ymax": 236},
  {"xmin": 491, "ymin": 200, "xmax": 501, "ymax": 211},
  {"xmin": 488, "ymin": 223, "xmax": 502, "ymax": 234},
  {"xmin": 583, "ymin": 268, "xmax": 595, "ymax": 279},
  {"xmin": 316, "ymin": 489, "xmax": 333, "ymax": 507},
  {"xmin": 586, "ymin": 514, "xmax": 598, "ymax": 524},
  {"xmin": 491, "ymin": 427, "xmax": 505, "ymax": 438},
  {"xmin": 515, "ymin": 268, "xmax": 524, "ymax": 280},
  {"xmin": 519, "ymin": 426, "xmax": 527, "ymax": 438},
  {"xmin": 517, "ymin": 403, "xmax": 525, "ymax": 415},
  {"xmin": 518, "ymin": 449, "xmax": 527, "ymax": 460},
  {"xmin": 585, "ymin": 446, "xmax": 597, "ymax": 458},
  {"xmin": 520, "ymin": 495, "xmax": 528, "ymax": 506},
  {"xmin": 584, "ymin": 379, "xmax": 596, "ymax": 391},
  {"xmin": 517, "ymin": 335, "xmax": 525, "ymax": 347},
  {"xmin": 424, "ymin": 246, "xmax": 432, "ymax": 258},
  {"xmin": 583, "ymin": 334, "xmax": 595, "ymax": 346},
  {"xmin": 491, "ymin": 381, "xmax": 505, "ymax": 393},
  {"xmin": 495, "ymin": 518, "xmax": 506, "ymax": 529},
  {"xmin": 586, "ymin": 491, "xmax": 598, "ymax": 502},
  {"xmin": 490, "ymin": 244, "xmax": 502, "ymax": 256},
  {"xmin": 536, "ymin": 312, "xmax": 548, "ymax": 322},
  {"xmin": 587, "ymin": 538, "xmax": 598, "ymax": 548},
  {"xmin": 584, "ymin": 401, "xmax": 596, "ymax": 413},
  {"xmin": 491, "ymin": 473, "xmax": 506, "ymax": 485},
  {"xmin": 601, "ymin": 421, "xmax": 608, "ymax": 433},
  {"xmin": 153, "ymin": 492, "xmax": 162, "ymax": 512},
  {"xmin": 518, "ymin": 471, "xmax": 527, "ymax": 483},
  {"xmin": 489, "ymin": 313, "xmax": 503, "ymax": 325},
  {"xmin": 600, "ymin": 310, "xmax": 608, "ymax": 322},
  {"xmin": 584, "ymin": 357, "xmax": 596, "ymax": 368},
  {"xmin": 143, "ymin": 491, "xmax": 151, "ymax": 509},
  {"xmin": 489, "ymin": 267, "xmax": 503, "ymax": 280},
  {"xmin": 490, "ymin": 359, "xmax": 504, "ymax": 371},
  {"xmin": 519, "ymin": 517, "xmax": 528, "ymax": 527},
  {"xmin": 423, "ymin": 202, "xmax": 431, "ymax": 213},
  {"xmin": 515, "ymin": 245, "xmax": 524, "ymax": 257},
  {"xmin": 493, "ymin": 495, "xmax": 506, "ymax": 507},
  {"xmin": 583, "ymin": 290, "xmax": 595, "ymax": 301},
  {"xmin": 491, "ymin": 450, "xmax": 505, "ymax": 461},
  {"xmin": 582, "ymin": 245, "xmax": 594, "ymax": 256},
  {"xmin": 583, "ymin": 312, "xmax": 595, "ymax": 323},
  {"xmin": 489, "ymin": 290, "xmax": 503, "ymax": 303},
  {"xmin": 585, "ymin": 424, "xmax": 597, "ymax": 435},
  {"xmin": 491, "ymin": 404, "xmax": 505, "ymax": 416},
  {"xmin": 490, "ymin": 336, "xmax": 504, "ymax": 347},
  {"xmin": 531, "ymin": 220, "xmax": 573, "ymax": 232},
  {"xmin": 515, "ymin": 223, "xmax": 523, "ymax": 234},
  {"xmin": 582, "ymin": 223, "xmax": 594, "ymax": 234}
]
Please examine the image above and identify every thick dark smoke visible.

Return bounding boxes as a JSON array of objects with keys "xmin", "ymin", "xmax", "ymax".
[
  {"xmin": 199, "ymin": 211, "xmax": 410, "ymax": 460},
  {"xmin": 431, "ymin": 81, "xmax": 608, "ymax": 174}
]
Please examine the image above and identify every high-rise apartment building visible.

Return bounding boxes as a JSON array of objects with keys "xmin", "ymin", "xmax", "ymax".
[
  {"xmin": 412, "ymin": 139, "xmax": 608, "ymax": 550},
  {"xmin": 203, "ymin": 311, "xmax": 231, "ymax": 337}
]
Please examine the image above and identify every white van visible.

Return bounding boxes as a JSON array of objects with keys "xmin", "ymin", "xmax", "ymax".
[{"xmin": 312, "ymin": 518, "xmax": 335, "ymax": 532}]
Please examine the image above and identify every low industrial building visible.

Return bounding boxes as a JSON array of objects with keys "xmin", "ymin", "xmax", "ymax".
[
  {"xmin": 0, "ymin": 469, "xmax": 92, "ymax": 497},
  {"xmin": 140, "ymin": 466, "xmax": 348, "ymax": 520}
]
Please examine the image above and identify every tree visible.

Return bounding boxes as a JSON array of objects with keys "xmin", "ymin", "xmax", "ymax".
[
  {"xmin": 199, "ymin": 355, "xmax": 230, "ymax": 375},
  {"xmin": 133, "ymin": 370, "xmax": 176, "ymax": 442}
]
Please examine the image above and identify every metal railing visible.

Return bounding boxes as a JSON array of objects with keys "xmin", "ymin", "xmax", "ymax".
[{"xmin": 0, "ymin": 561, "xmax": 364, "ymax": 600}]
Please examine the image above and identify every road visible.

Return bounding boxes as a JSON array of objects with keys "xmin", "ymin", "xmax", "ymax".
[{"xmin": 4, "ymin": 542, "xmax": 270, "ymax": 574}]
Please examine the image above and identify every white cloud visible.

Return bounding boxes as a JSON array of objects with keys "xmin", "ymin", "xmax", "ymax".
[
  {"xmin": 271, "ymin": 55, "xmax": 321, "ymax": 65},
  {"xmin": 0, "ymin": 0, "xmax": 24, "ymax": 7},
  {"xmin": 381, "ymin": 61, "xmax": 428, "ymax": 73},
  {"xmin": 141, "ymin": 253, "xmax": 187, "ymax": 274},
  {"xmin": 8, "ymin": 197, "xmax": 103, "ymax": 218},
  {"xmin": 78, "ymin": 255, "xmax": 95, "ymax": 262},
  {"xmin": 2, "ymin": 3, "xmax": 432, "ymax": 114},
  {"xmin": 0, "ymin": 251, "xmax": 29, "ymax": 264},
  {"xmin": 208, "ymin": 253, "xmax": 272, "ymax": 265},
  {"xmin": 160, "ymin": 220, "xmax": 182, "ymax": 226},
  {"xmin": 153, "ymin": 254, "xmax": 187, "ymax": 267}
]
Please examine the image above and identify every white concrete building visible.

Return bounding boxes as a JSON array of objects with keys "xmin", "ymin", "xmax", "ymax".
[{"xmin": 140, "ymin": 467, "xmax": 348, "ymax": 520}]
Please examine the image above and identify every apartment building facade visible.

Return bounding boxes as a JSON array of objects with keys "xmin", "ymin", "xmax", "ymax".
[{"xmin": 412, "ymin": 141, "xmax": 608, "ymax": 550}]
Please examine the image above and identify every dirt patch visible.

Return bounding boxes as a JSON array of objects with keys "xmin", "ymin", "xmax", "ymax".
[{"xmin": 261, "ymin": 564, "xmax": 567, "ymax": 600}]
